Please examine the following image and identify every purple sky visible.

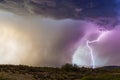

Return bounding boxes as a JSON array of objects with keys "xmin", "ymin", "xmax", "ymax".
[{"xmin": 72, "ymin": 23, "xmax": 120, "ymax": 67}]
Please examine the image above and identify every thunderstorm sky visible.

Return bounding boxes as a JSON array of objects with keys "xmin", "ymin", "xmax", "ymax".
[{"xmin": 0, "ymin": 0, "xmax": 120, "ymax": 67}]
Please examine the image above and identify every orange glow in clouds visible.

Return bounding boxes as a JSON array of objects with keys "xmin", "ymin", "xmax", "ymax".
[{"xmin": 0, "ymin": 23, "xmax": 38, "ymax": 65}]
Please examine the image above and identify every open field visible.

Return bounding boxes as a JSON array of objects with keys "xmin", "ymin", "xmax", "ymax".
[{"xmin": 0, "ymin": 64, "xmax": 120, "ymax": 80}]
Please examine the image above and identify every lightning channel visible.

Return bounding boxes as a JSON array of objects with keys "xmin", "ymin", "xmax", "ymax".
[{"xmin": 86, "ymin": 30, "xmax": 109, "ymax": 68}]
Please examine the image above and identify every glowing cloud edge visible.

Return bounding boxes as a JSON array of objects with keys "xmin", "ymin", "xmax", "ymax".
[{"xmin": 72, "ymin": 30, "xmax": 110, "ymax": 68}]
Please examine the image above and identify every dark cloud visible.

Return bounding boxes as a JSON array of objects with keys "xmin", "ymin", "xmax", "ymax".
[
  {"xmin": 0, "ymin": 0, "xmax": 117, "ymax": 29},
  {"xmin": 0, "ymin": 0, "xmax": 116, "ymax": 18}
]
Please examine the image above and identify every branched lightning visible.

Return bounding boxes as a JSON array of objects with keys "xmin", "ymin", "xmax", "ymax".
[
  {"xmin": 86, "ymin": 30, "xmax": 109, "ymax": 68},
  {"xmin": 72, "ymin": 29, "xmax": 110, "ymax": 68}
]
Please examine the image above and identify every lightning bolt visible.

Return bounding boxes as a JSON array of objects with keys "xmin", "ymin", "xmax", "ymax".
[
  {"xmin": 86, "ymin": 30, "xmax": 109, "ymax": 68},
  {"xmin": 72, "ymin": 29, "xmax": 110, "ymax": 69}
]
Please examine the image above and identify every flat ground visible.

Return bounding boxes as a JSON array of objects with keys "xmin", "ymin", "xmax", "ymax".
[{"xmin": 0, "ymin": 64, "xmax": 120, "ymax": 80}]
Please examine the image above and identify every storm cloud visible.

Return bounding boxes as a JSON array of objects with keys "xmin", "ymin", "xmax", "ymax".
[{"xmin": 0, "ymin": 0, "xmax": 119, "ymax": 67}]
